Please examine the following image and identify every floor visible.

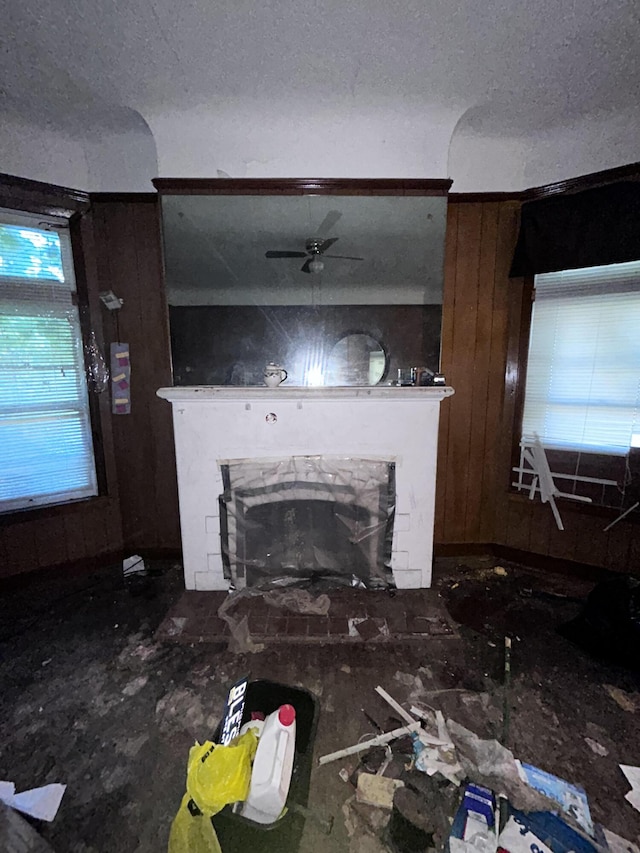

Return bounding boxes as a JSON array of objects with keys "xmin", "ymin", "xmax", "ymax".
[{"xmin": 1, "ymin": 556, "xmax": 639, "ymax": 852}]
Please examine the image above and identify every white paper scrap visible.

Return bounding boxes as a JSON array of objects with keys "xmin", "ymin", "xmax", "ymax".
[
  {"xmin": 0, "ymin": 781, "xmax": 16, "ymax": 803},
  {"xmin": 620, "ymin": 764, "xmax": 640, "ymax": 813},
  {"xmin": 9, "ymin": 784, "xmax": 66, "ymax": 821},
  {"xmin": 620, "ymin": 764, "xmax": 640, "ymax": 788},
  {"xmin": 626, "ymin": 788, "xmax": 640, "ymax": 813}
]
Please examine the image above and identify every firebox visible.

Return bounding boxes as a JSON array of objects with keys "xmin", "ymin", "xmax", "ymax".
[{"xmin": 218, "ymin": 456, "xmax": 396, "ymax": 589}]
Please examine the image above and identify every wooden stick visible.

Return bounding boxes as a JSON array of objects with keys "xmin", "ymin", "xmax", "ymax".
[
  {"xmin": 376, "ymin": 685, "xmax": 447, "ymax": 745},
  {"xmin": 318, "ymin": 722, "xmax": 421, "ymax": 765}
]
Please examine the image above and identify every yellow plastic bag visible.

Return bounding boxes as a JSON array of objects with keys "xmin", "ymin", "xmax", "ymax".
[
  {"xmin": 168, "ymin": 794, "xmax": 223, "ymax": 853},
  {"xmin": 168, "ymin": 730, "xmax": 258, "ymax": 853}
]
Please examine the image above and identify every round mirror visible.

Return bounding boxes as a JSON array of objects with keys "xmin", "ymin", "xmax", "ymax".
[{"xmin": 326, "ymin": 333, "xmax": 389, "ymax": 386}]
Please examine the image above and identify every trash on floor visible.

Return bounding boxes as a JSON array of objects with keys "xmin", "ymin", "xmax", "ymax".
[
  {"xmin": 584, "ymin": 737, "xmax": 609, "ymax": 757},
  {"xmin": 603, "ymin": 683, "xmax": 637, "ymax": 713},
  {"xmin": 123, "ymin": 554, "xmax": 146, "ymax": 577},
  {"xmin": 0, "ymin": 780, "xmax": 66, "ymax": 821},
  {"xmin": 356, "ymin": 772, "xmax": 404, "ymax": 809},
  {"xmin": 620, "ymin": 764, "xmax": 640, "ymax": 813},
  {"xmin": 262, "ymin": 588, "xmax": 330, "ymax": 615},
  {"xmin": 170, "ymin": 678, "xmax": 323, "ymax": 852},
  {"xmin": 217, "ymin": 590, "xmax": 265, "ymax": 655},
  {"xmin": 497, "ymin": 808, "xmax": 598, "ymax": 853},
  {"xmin": 319, "ymin": 722, "xmax": 421, "ymax": 765},
  {"xmin": 318, "ymin": 679, "xmax": 639, "ymax": 852},
  {"xmin": 514, "ymin": 760, "xmax": 593, "ymax": 835}
]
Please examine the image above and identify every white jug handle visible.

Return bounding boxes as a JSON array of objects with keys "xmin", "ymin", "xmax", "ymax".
[{"xmin": 280, "ymin": 369, "xmax": 288, "ymax": 381}]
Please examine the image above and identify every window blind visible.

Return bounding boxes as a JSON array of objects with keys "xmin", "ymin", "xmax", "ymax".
[
  {"xmin": 0, "ymin": 210, "xmax": 97, "ymax": 512},
  {"xmin": 522, "ymin": 260, "xmax": 640, "ymax": 456}
]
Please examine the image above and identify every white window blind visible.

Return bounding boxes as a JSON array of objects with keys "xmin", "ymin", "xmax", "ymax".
[
  {"xmin": 522, "ymin": 260, "xmax": 640, "ymax": 456},
  {"xmin": 0, "ymin": 209, "xmax": 98, "ymax": 512}
]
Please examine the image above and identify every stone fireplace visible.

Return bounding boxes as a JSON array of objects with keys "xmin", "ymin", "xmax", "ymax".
[{"xmin": 157, "ymin": 386, "xmax": 454, "ymax": 590}]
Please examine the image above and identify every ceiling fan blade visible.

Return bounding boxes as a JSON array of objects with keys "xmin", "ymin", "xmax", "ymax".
[
  {"xmin": 317, "ymin": 237, "xmax": 338, "ymax": 254},
  {"xmin": 317, "ymin": 210, "xmax": 342, "ymax": 236},
  {"xmin": 265, "ymin": 250, "xmax": 308, "ymax": 258},
  {"xmin": 322, "ymin": 254, "xmax": 365, "ymax": 261},
  {"xmin": 300, "ymin": 258, "xmax": 312, "ymax": 274}
]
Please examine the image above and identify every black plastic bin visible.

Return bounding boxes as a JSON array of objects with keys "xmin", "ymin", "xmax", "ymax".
[{"xmin": 211, "ymin": 679, "xmax": 320, "ymax": 853}]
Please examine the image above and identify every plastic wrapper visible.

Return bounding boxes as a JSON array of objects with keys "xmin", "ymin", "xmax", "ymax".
[
  {"xmin": 84, "ymin": 330, "xmax": 109, "ymax": 393},
  {"xmin": 168, "ymin": 796, "xmax": 222, "ymax": 853},
  {"xmin": 219, "ymin": 455, "xmax": 395, "ymax": 590},
  {"xmin": 168, "ymin": 730, "xmax": 258, "ymax": 853},
  {"xmin": 217, "ymin": 583, "xmax": 334, "ymax": 654}
]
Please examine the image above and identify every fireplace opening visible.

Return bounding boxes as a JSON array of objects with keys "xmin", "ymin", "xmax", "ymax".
[{"xmin": 219, "ymin": 456, "xmax": 395, "ymax": 590}]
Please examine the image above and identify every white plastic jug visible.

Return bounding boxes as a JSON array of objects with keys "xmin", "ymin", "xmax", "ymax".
[{"xmin": 240, "ymin": 704, "xmax": 296, "ymax": 824}]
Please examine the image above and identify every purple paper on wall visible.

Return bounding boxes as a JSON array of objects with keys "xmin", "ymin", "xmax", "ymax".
[{"xmin": 111, "ymin": 343, "xmax": 131, "ymax": 415}]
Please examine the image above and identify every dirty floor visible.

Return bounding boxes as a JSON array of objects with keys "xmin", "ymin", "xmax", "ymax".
[{"xmin": 1, "ymin": 556, "xmax": 639, "ymax": 851}]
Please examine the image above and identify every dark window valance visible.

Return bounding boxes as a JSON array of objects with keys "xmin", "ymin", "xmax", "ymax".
[{"xmin": 510, "ymin": 181, "xmax": 640, "ymax": 277}]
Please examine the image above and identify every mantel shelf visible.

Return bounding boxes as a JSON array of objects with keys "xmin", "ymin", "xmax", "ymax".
[{"xmin": 157, "ymin": 385, "xmax": 455, "ymax": 402}]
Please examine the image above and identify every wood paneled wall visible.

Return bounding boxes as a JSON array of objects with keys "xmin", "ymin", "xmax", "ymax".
[
  {"xmin": 435, "ymin": 202, "xmax": 519, "ymax": 545},
  {"xmin": 2, "ymin": 193, "xmax": 637, "ymax": 582},
  {"xmin": 90, "ymin": 200, "xmax": 181, "ymax": 553},
  {"xmin": 436, "ymin": 199, "xmax": 639, "ymax": 573}
]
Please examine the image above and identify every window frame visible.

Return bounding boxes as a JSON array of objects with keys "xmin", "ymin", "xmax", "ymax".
[
  {"xmin": 509, "ymin": 271, "xmax": 639, "ymax": 517},
  {"xmin": 0, "ymin": 172, "xmax": 109, "ymax": 519}
]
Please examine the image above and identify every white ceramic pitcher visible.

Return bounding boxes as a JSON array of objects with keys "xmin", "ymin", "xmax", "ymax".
[{"xmin": 263, "ymin": 362, "xmax": 287, "ymax": 387}]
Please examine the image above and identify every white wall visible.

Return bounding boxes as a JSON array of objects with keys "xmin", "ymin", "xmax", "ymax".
[
  {"xmin": 0, "ymin": 114, "xmax": 90, "ymax": 190},
  {"xmin": 0, "ymin": 111, "xmax": 158, "ymax": 192},
  {"xmin": 145, "ymin": 100, "xmax": 461, "ymax": 180},
  {"xmin": 2, "ymin": 100, "xmax": 639, "ymax": 193},
  {"xmin": 521, "ymin": 107, "xmax": 640, "ymax": 188},
  {"xmin": 448, "ymin": 106, "xmax": 640, "ymax": 193}
]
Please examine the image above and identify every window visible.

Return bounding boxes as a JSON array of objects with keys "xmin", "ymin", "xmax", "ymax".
[
  {"xmin": 0, "ymin": 209, "xmax": 98, "ymax": 512},
  {"xmin": 522, "ymin": 260, "xmax": 640, "ymax": 456}
]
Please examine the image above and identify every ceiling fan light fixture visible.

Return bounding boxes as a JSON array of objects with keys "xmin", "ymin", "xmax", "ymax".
[{"xmin": 308, "ymin": 258, "xmax": 324, "ymax": 274}]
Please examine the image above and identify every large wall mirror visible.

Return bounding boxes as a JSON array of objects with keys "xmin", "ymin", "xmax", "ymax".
[{"xmin": 155, "ymin": 179, "xmax": 450, "ymax": 387}]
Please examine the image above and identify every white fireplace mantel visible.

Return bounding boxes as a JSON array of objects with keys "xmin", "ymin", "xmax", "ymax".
[{"xmin": 158, "ymin": 385, "xmax": 454, "ymax": 590}]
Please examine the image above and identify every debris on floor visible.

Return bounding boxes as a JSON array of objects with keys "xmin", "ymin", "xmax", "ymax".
[
  {"xmin": 620, "ymin": 765, "xmax": 640, "ymax": 813},
  {"xmin": 0, "ymin": 780, "xmax": 66, "ymax": 822},
  {"xmin": 603, "ymin": 684, "xmax": 638, "ymax": 713},
  {"xmin": 3, "ymin": 556, "xmax": 640, "ymax": 851},
  {"xmin": 585, "ymin": 737, "xmax": 609, "ymax": 757},
  {"xmin": 262, "ymin": 588, "xmax": 331, "ymax": 616},
  {"xmin": 356, "ymin": 773, "xmax": 404, "ymax": 809},
  {"xmin": 321, "ymin": 680, "xmax": 639, "ymax": 853}
]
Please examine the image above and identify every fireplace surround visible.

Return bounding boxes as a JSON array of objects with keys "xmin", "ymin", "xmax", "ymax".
[{"xmin": 157, "ymin": 385, "xmax": 454, "ymax": 590}]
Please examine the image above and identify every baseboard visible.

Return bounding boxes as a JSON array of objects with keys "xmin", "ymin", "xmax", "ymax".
[
  {"xmin": 0, "ymin": 546, "xmax": 184, "ymax": 595},
  {"xmin": 0, "ymin": 549, "xmax": 126, "ymax": 593},
  {"xmin": 491, "ymin": 544, "xmax": 620, "ymax": 583},
  {"xmin": 434, "ymin": 541, "xmax": 622, "ymax": 582}
]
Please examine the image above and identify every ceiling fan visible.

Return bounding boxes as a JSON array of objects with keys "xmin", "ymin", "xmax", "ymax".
[{"xmin": 265, "ymin": 209, "xmax": 364, "ymax": 273}]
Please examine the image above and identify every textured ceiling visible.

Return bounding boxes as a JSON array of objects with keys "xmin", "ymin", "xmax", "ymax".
[{"xmin": 2, "ymin": 0, "xmax": 640, "ymax": 189}]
